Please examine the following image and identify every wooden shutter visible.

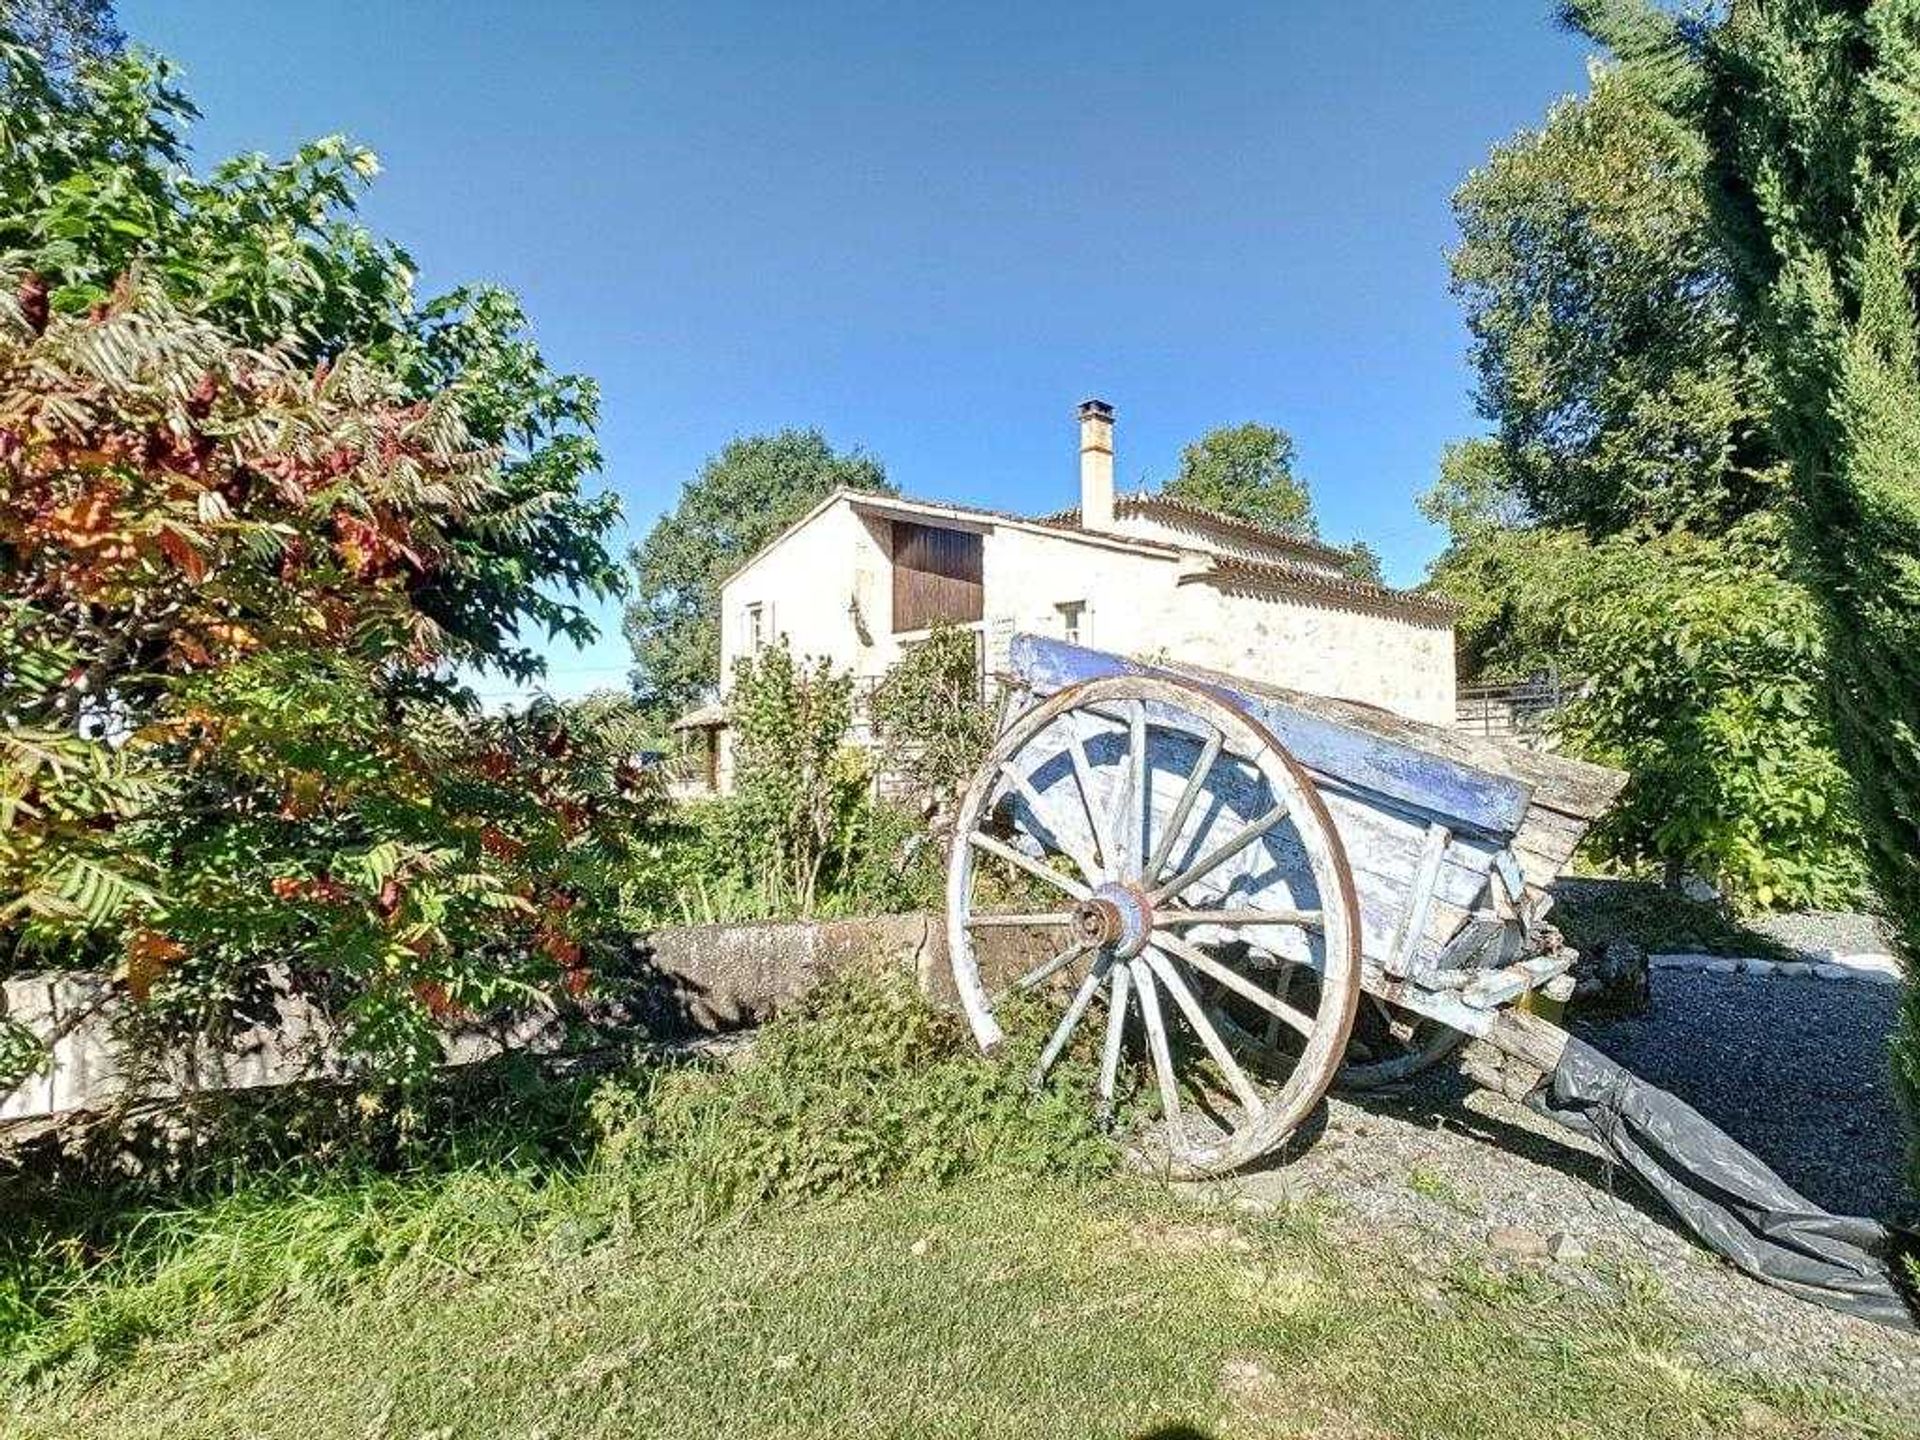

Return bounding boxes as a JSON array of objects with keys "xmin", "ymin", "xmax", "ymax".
[{"xmin": 891, "ymin": 522, "xmax": 984, "ymax": 632}]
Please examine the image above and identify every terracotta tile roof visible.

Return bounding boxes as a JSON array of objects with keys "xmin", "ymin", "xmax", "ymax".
[
  {"xmin": 1188, "ymin": 554, "xmax": 1460, "ymax": 624},
  {"xmin": 725, "ymin": 486, "xmax": 1452, "ymax": 626},
  {"xmin": 1045, "ymin": 491, "xmax": 1359, "ymax": 569}
]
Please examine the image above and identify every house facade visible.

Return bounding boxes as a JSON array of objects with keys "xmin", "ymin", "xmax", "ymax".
[{"xmin": 677, "ymin": 401, "xmax": 1456, "ymax": 791}]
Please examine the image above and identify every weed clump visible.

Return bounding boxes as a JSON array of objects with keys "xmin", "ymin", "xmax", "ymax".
[{"xmin": 591, "ymin": 973, "xmax": 1113, "ymax": 1222}]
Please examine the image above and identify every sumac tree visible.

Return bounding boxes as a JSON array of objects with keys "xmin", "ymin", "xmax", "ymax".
[{"xmin": 0, "ymin": 33, "xmax": 639, "ymax": 1085}]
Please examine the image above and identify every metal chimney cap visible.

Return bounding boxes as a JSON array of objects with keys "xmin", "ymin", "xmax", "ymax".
[{"xmin": 1077, "ymin": 398, "xmax": 1114, "ymax": 422}]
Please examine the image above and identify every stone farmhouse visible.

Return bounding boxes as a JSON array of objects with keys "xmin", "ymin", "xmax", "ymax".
[{"xmin": 673, "ymin": 401, "xmax": 1456, "ymax": 793}]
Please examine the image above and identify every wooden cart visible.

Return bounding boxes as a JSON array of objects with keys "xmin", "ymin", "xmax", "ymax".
[{"xmin": 945, "ymin": 635, "xmax": 1628, "ymax": 1178}]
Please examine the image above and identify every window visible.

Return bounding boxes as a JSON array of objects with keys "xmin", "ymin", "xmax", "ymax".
[
  {"xmin": 745, "ymin": 602, "xmax": 766, "ymax": 655},
  {"xmin": 891, "ymin": 522, "xmax": 984, "ymax": 633},
  {"xmin": 1057, "ymin": 600, "xmax": 1087, "ymax": 646}
]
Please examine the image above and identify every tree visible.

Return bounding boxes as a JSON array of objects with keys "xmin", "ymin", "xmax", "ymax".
[
  {"xmin": 0, "ymin": 33, "xmax": 638, "ymax": 1084},
  {"xmin": 0, "ymin": 33, "xmax": 622, "ymax": 680},
  {"xmin": 1162, "ymin": 422, "xmax": 1316, "ymax": 538},
  {"xmin": 1, "ymin": 0, "xmax": 121, "ymax": 78},
  {"xmin": 1428, "ymin": 47, "xmax": 1868, "ymax": 910},
  {"xmin": 624, "ymin": 430, "xmax": 891, "ymax": 716},
  {"xmin": 1450, "ymin": 62, "xmax": 1774, "ymax": 535},
  {"xmin": 1340, "ymin": 541, "xmax": 1385, "ymax": 584},
  {"xmin": 1567, "ymin": 0, "xmax": 1920, "ymax": 1181}
]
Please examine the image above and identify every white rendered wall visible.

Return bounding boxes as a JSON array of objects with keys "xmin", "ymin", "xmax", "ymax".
[{"xmin": 713, "ymin": 501, "xmax": 1457, "ymax": 790}]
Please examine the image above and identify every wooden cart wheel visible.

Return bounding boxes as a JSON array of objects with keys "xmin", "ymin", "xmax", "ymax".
[
  {"xmin": 945, "ymin": 674, "xmax": 1362, "ymax": 1178},
  {"xmin": 1201, "ymin": 973, "xmax": 1466, "ymax": 1092},
  {"xmin": 1338, "ymin": 996, "xmax": 1468, "ymax": 1090}
]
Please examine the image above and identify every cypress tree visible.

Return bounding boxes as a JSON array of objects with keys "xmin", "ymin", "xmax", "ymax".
[{"xmin": 1567, "ymin": 0, "xmax": 1920, "ymax": 1179}]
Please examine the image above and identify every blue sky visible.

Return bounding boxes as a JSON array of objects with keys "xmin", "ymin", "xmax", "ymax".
[{"xmin": 119, "ymin": 1, "xmax": 1592, "ymax": 703}]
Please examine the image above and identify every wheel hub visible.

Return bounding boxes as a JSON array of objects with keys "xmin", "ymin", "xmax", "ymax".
[{"xmin": 1075, "ymin": 883, "xmax": 1154, "ymax": 959}]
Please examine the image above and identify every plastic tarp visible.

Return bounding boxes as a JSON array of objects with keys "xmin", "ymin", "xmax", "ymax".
[{"xmin": 1527, "ymin": 1035, "xmax": 1919, "ymax": 1331}]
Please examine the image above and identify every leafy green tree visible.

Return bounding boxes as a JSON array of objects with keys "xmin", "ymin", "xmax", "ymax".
[
  {"xmin": 1567, "ymin": 0, "xmax": 1920, "ymax": 1180},
  {"xmin": 1430, "ymin": 48, "xmax": 1868, "ymax": 910},
  {"xmin": 0, "ymin": 33, "xmax": 621, "ymax": 679},
  {"xmin": 625, "ymin": 430, "xmax": 891, "ymax": 716},
  {"xmin": 1162, "ymin": 422, "xmax": 1316, "ymax": 538},
  {"xmin": 1, "ymin": 0, "xmax": 121, "ymax": 79},
  {"xmin": 0, "ymin": 33, "xmax": 636, "ymax": 1084},
  {"xmin": 1450, "ymin": 62, "xmax": 1774, "ymax": 535},
  {"xmin": 1340, "ymin": 541, "xmax": 1385, "ymax": 584}
]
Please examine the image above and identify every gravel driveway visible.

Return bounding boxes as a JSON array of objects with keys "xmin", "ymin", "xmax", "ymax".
[
  {"xmin": 1184, "ymin": 962, "xmax": 1920, "ymax": 1406},
  {"xmin": 1576, "ymin": 969, "xmax": 1910, "ymax": 1223}
]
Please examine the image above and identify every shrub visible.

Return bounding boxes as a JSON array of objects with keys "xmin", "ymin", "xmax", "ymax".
[
  {"xmin": 1427, "ymin": 512, "xmax": 1868, "ymax": 910},
  {"xmin": 724, "ymin": 642, "xmax": 866, "ymax": 916},
  {"xmin": 622, "ymin": 794, "xmax": 941, "ymax": 927},
  {"xmin": 590, "ymin": 974, "xmax": 1113, "ymax": 1224},
  {"xmin": 868, "ymin": 620, "xmax": 994, "ymax": 823},
  {"xmin": 0, "ymin": 32, "xmax": 632, "ymax": 1088}
]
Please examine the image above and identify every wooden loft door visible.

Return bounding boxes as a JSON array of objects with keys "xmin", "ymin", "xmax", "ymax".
[{"xmin": 891, "ymin": 521, "xmax": 984, "ymax": 632}]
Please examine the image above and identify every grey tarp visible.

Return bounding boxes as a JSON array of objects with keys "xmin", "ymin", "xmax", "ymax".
[{"xmin": 1526, "ymin": 1035, "xmax": 1919, "ymax": 1331}]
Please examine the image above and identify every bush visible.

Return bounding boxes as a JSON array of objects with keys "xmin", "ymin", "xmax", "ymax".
[
  {"xmin": 1427, "ymin": 513, "xmax": 1869, "ymax": 910},
  {"xmin": 593, "ymin": 973, "xmax": 1114, "ymax": 1223},
  {"xmin": 723, "ymin": 642, "xmax": 862, "ymax": 916},
  {"xmin": 621, "ymin": 794, "xmax": 940, "ymax": 927},
  {"xmin": 0, "ymin": 38, "xmax": 632, "ymax": 1087},
  {"xmin": 868, "ymin": 622, "xmax": 994, "ymax": 820}
]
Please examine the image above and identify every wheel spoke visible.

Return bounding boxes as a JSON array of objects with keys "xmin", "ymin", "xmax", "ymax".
[
  {"xmin": 964, "ymin": 911, "xmax": 1076, "ymax": 929},
  {"xmin": 1032, "ymin": 957, "xmax": 1108, "ymax": 1083},
  {"xmin": 999, "ymin": 762, "xmax": 1099, "ymax": 884},
  {"xmin": 1096, "ymin": 961, "xmax": 1132, "ymax": 1119},
  {"xmin": 1144, "ymin": 727, "xmax": 1222, "ymax": 884},
  {"xmin": 1007, "ymin": 940, "xmax": 1091, "ymax": 995},
  {"xmin": 1262, "ymin": 961, "xmax": 1297, "ymax": 1050},
  {"xmin": 1155, "ymin": 930, "xmax": 1317, "ymax": 1041},
  {"xmin": 1062, "ymin": 713, "xmax": 1111, "ymax": 876},
  {"xmin": 967, "ymin": 830, "xmax": 1092, "ymax": 901},
  {"xmin": 1153, "ymin": 908, "xmax": 1322, "ymax": 929},
  {"xmin": 1126, "ymin": 700, "xmax": 1147, "ymax": 879},
  {"xmin": 1131, "ymin": 958, "xmax": 1185, "ymax": 1136},
  {"xmin": 1149, "ymin": 803, "xmax": 1286, "ymax": 904},
  {"xmin": 1145, "ymin": 948, "xmax": 1262, "ymax": 1114}
]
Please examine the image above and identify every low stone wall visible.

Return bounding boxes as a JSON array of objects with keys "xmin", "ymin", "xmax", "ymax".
[{"xmin": 0, "ymin": 911, "xmax": 1047, "ymax": 1128}]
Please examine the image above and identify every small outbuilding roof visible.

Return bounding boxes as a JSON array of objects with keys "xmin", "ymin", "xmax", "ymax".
[{"xmin": 670, "ymin": 701, "xmax": 727, "ymax": 731}]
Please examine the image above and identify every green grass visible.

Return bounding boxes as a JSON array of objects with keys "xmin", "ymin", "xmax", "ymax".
[
  {"xmin": 1, "ymin": 976, "xmax": 1911, "ymax": 1439},
  {"xmin": 6, "ymin": 1181, "xmax": 1906, "ymax": 1440}
]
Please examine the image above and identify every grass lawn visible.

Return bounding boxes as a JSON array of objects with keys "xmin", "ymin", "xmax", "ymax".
[
  {"xmin": 7, "ymin": 1175, "xmax": 1908, "ymax": 1440},
  {"xmin": 2, "ymin": 979, "xmax": 1910, "ymax": 1439}
]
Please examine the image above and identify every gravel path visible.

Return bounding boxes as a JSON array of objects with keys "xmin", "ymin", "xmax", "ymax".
[
  {"xmin": 1740, "ymin": 909, "xmax": 1897, "ymax": 957},
  {"xmin": 1577, "ymin": 969, "xmax": 1910, "ymax": 1222},
  {"xmin": 1178, "ymin": 966, "xmax": 1920, "ymax": 1406}
]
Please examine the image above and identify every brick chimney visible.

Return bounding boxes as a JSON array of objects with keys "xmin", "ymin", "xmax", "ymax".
[{"xmin": 1078, "ymin": 398, "xmax": 1114, "ymax": 532}]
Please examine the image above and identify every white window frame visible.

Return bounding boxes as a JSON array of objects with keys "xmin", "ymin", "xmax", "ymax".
[{"xmin": 1056, "ymin": 600, "xmax": 1088, "ymax": 647}]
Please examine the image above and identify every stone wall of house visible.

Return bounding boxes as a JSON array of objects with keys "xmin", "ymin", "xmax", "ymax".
[
  {"xmin": 980, "ymin": 524, "xmax": 1457, "ymax": 728},
  {"xmin": 1162, "ymin": 584, "xmax": 1458, "ymax": 728}
]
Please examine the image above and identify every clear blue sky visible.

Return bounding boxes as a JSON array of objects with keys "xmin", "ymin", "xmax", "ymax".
[{"xmin": 119, "ymin": 1, "xmax": 1592, "ymax": 702}]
